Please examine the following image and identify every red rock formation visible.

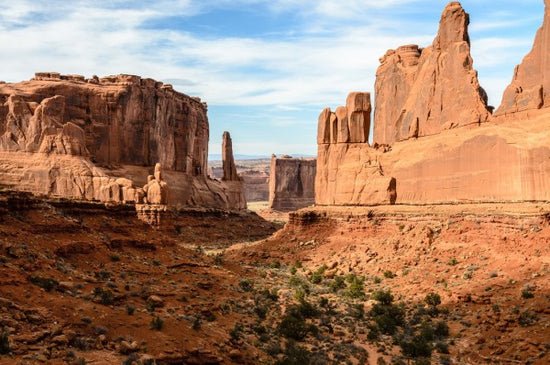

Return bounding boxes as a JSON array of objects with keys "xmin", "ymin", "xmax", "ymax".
[
  {"xmin": 495, "ymin": 0, "xmax": 550, "ymax": 115},
  {"xmin": 316, "ymin": 92, "xmax": 397, "ymax": 206},
  {"xmin": 222, "ymin": 131, "xmax": 239, "ymax": 181},
  {"xmin": 0, "ymin": 73, "xmax": 244, "ymax": 210},
  {"xmin": 269, "ymin": 155, "xmax": 316, "ymax": 211},
  {"xmin": 220, "ymin": 131, "xmax": 247, "ymax": 209},
  {"xmin": 373, "ymin": 2, "xmax": 490, "ymax": 145}
]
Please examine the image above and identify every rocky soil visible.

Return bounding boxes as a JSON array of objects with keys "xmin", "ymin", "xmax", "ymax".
[{"xmin": 0, "ymin": 192, "xmax": 548, "ymax": 364}]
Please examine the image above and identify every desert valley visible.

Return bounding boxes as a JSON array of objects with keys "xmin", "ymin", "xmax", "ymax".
[{"xmin": 0, "ymin": 1, "xmax": 549, "ymax": 365}]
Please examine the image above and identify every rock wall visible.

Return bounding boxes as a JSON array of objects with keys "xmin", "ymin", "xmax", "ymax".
[
  {"xmin": 316, "ymin": 1, "xmax": 550, "ymax": 206},
  {"xmin": 316, "ymin": 92, "xmax": 397, "ymax": 206},
  {"xmin": 373, "ymin": 2, "xmax": 490, "ymax": 145},
  {"xmin": 0, "ymin": 73, "xmax": 208, "ymax": 174},
  {"xmin": 269, "ymin": 155, "xmax": 316, "ymax": 211},
  {"xmin": 0, "ymin": 73, "xmax": 245, "ymax": 210},
  {"xmin": 495, "ymin": 0, "xmax": 550, "ymax": 116}
]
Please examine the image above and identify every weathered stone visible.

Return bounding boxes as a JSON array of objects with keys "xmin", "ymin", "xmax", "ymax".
[
  {"xmin": 373, "ymin": 2, "xmax": 490, "ymax": 145},
  {"xmin": 222, "ymin": 131, "xmax": 239, "ymax": 181},
  {"xmin": 269, "ymin": 155, "xmax": 316, "ymax": 211},
  {"xmin": 495, "ymin": 0, "xmax": 550, "ymax": 115},
  {"xmin": 0, "ymin": 73, "xmax": 247, "ymax": 210}
]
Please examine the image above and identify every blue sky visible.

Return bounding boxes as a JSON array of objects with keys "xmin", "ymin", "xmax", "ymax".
[{"xmin": 0, "ymin": 0, "xmax": 544, "ymax": 157}]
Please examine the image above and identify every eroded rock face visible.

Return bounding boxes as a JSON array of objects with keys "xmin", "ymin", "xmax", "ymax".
[
  {"xmin": 222, "ymin": 131, "xmax": 239, "ymax": 181},
  {"xmin": 316, "ymin": 92, "xmax": 397, "ymax": 206},
  {"xmin": 373, "ymin": 2, "xmax": 490, "ymax": 145},
  {"xmin": 496, "ymin": 0, "xmax": 550, "ymax": 115},
  {"xmin": 269, "ymin": 155, "xmax": 316, "ymax": 211},
  {"xmin": 0, "ymin": 73, "xmax": 244, "ymax": 210},
  {"xmin": 317, "ymin": 92, "xmax": 371, "ymax": 145},
  {"xmin": 0, "ymin": 73, "xmax": 209, "ymax": 175}
]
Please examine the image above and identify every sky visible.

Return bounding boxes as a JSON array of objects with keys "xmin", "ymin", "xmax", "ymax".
[{"xmin": 0, "ymin": 0, "xmax": 545, "ymax": 158}]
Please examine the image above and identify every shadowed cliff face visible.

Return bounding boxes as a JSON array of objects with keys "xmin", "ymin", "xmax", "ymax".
[
  {"xmin": 268, "ymin": 156, "xmax": 316, "ymax": 211},
  {"xmin": 373, "ymin": 2, "xmax": 490, "ymax": 145}
]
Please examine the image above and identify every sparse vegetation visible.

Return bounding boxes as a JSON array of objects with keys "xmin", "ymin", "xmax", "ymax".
[
  {"xmin": 0, "ymin": 329, "xmax": 10, "ymax": 354},
  {"xmin": 150, "ymin": 316, "xmax": 164, "ymax": 330}
]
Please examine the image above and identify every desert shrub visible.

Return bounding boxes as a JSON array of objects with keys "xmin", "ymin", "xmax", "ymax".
[
  {"xmin": 278, "ymin": 311, "xmax": 310, "ymax": 340},
  {"xmin": 230, "ymin": 322, "xmax": 243, "ymax": 341},
  {"xmin": 518, "ymin": 311, "xmax": 538, "ymax": 327},
  {"xmin": 373, "ymin": 276, "xmax": 382, "ymax": 284},
  {"xmin": 345, "ymin": 275, "xmax": 365, "ymax": 299},
  {"xmin": 329, "ymin": 276, "xmax": 346, "ymax": 293},
  {"xmin": 309, "ymin": 265, "xmax": 328, "ymax": 284},
  {"xmin": 126, "ymin": 305, "xmax": 136, "ymax": 315},
  {"xmin": 150, "ymin": 316, "xmax": 163, "ymax": 330},
  {"xmin": 369, "ymin": 290, "xmax": 404, "ymax": 335},
  {"xmin": 521, "ymin": 285, "xmax": 535, "ymax": 299},
  {"xmin": 371, "ymin": 290, "xmax": 394, "ymax": 305},
  {"xmin": 269, "ymin": 261, "xmax": 281, "ymax": 269},
  {"xmin": 93, "ymin": 287, "xmax": 114, "ymax": 305},
  {"xmin": 399, "ymin": 335, "xmax": 432, "ymax": 358},
  {"xmin": 29, "ymin": 276, "xmax": 59, "ymax": 292},
  {"xmin": 383, "ymin": 270, "xmax": 395, "ymax": 279},
  {"xmin": 0, "ymin": 329, "xmax": 10, "ymax": 354},
  {"xmin": 239, "ymin": 278, "xmax": 253, "ymax": 292},
  {"xmin": 447, "ymin": 258, "xmax": 459, "ymax": 266},
  {"xmin": 192, "ymin": 317, "xmax": 201, "ymax": 330},
  {"xmin": 275, "ymin": 341, "xmax": 311, "ymax": 365},
  {"xmin": 109, "ymin": 254, "xmax": 120, "ymax": 262},
  {"xmin": 347, "ymin": 303, "xmax": 365, "ymax": 319},
  {"xmin": 424, "ymin": 293, "xmax": 441, "ymax": 307}
]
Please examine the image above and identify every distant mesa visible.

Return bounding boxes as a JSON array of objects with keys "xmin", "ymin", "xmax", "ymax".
[{"xmin": 269, "ymin": 154, "xmax": 316, "ymax": 211}]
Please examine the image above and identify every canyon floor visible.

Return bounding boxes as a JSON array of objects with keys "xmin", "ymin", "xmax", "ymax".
[{"xmin": 0, "ymin": 192, "xmax": 548, "ymax": 364}]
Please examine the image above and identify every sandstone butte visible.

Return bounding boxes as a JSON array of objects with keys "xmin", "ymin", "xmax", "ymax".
[
  {"xmin": 316, "ymin": 0, "xmax": 550, "ymax": 206},
  {"xmin": 0, "ymin": 73, "xmax": 246, "ymax": 210},
  {"xmin": 268, "ymin": 154, "xmax": 316, "ymax": 211}
]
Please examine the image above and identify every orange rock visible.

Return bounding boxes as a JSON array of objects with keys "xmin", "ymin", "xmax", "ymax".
[
  {"xmin": 268, "ymin": 155, "xmax": 316, "ymax": 211},
  {"xmin": 373, "ymin": 2, "xmax": 490, "ymax": 145},
  {"xmin": 496, "ymin": 0, "xmax": 550, "ymax": 115}
]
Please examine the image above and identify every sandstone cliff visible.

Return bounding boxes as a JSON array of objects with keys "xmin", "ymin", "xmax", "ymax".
[
  {"xmin": 269, "ymin": 155, "xmax": 316, "ymax": 211},
  {"xmin": 0, "ymin": 73, "xmax": 245, "ymax": 210},
  {"xmin": 373, "ymin": 2, "xmax": 490, "ymax": 145},
  {"xmin": 316, "ymin": 1, "xmax": 550, "ymax": 206},
  {"xmin": 495, "ymin": 0, "xmax": 550, "ymax": 115},
  {"xmin": 316, "ymin": 92, "xmax": 397, "ymax": 206}
]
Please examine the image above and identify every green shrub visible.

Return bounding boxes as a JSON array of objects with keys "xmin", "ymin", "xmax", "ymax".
[
  {"xmin": 278, "ymin": 311, "xmax": 310, "ymax": 340},
  {"xmin": 400, "ymin": 335, "xmax": 432, "ymax": 358},
  {"xmin": 126, "ymin": 305, "xmax": 135, "ymax": 315},
  {"xmin": 383, "ymin": 270, "xmax": 395, "ymax": 279},
  {"xmin": 309, "ymin": 265, "xmax": 328, "ymax": 284},
  {"xmin": 150, "ymin": 316, "xmax": 164, "ymax": 330},
  {"xmin": 269, "ymin": 261, "xmax": 281, "ymax": 269},
  {"xmin": 424, "ymin": 292, "xmax": 441, "ymax": 307},
  {"xmin": 0, "ymin": 329, "xmax": 10, "ymax": 354},
  {"xmin": 276, "ymin": 341, "xmax": 311, "ymax": 365},
  {"xmin": 371, "ymin": 290, "xmax": 394, "ymax": 305},
  {"xmin": 29, "ymin": 276, "xmax": 59, "ymax": 292},
  {"xmin": 521, "ymin": 286, "xmax": 535, "ymax": 299},
  {"xmin": 345, "ymin": 276, "xmax": 365, "ymax": 299},
  {"xmin": 239, "ymin": 278, "xmax": 253, "ymax": 292},
  {"xmin": 329, "ymin": 276, "xmax": 346, "ymax": 293},
  {"xmin": 230, "ymin": 322, "xmax": 243, "ymax": 340}
]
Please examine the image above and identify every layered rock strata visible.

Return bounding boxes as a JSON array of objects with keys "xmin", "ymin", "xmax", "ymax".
[
  {"xmin": 373, "ymin": 2, "xmax": 490, "ymax": 145},
  {"xmin": 495, "ymin": 0, "xmax": 550, "ymax": 115},
  {"xmin": 269, "ymin": 155, "xmax": 316, "ymax": 211},
  {"xmin": 0, "ymin": 73, "xmax": 244, "ymax": 210},
  {"xmin": 316, "ymin": 1, "xmax": 550, "ymax": 206}
]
